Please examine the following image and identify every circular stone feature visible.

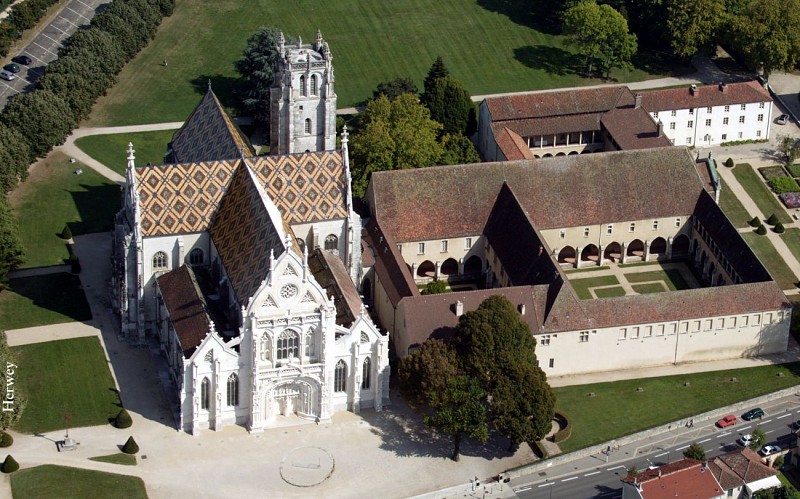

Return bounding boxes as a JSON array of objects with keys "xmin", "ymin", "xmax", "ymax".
[
  {"xmin": 280, "ymin": 446, "xmax": 334, "ymax": 487},
  {"xmin": 280, "ymin": 284, "xmax": 298, "ymax": 299}
]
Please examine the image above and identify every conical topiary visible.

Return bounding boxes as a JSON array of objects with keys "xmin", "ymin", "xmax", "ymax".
[
  {"xmin": 775, "ymin": 222, "xmax": 786, "ymax": 234},
  {"xmin": 0, "ymin": 432, "xmax": 13, "ymax": 448},
  {"xmin": 725, "ymin": 158, "xmax": 734, "ymax": 168},
  {"xmin": 115, "ymin": 408, "xmax": 132, "ymax": 429},
  {"xmin": 756, "ymin": 224, "xmax": 768, "ymax": 235},
  {"xmin": 122, "ymin": 436, "xmax": 139, "ymax": 455},
  {"xmin": 749, "ymin": 217, "xmax": 762, "ymax": 228},
  {"xmin": 61, "ymin": 225, "xmax": 73, "ymax": 240},
  {"xmin": 766, "ymin": 213, "xmax": 780, "ymax": 226},
  {"xmin": 2, "ymin": 454, "xmax": 18, "ymax": 473}
]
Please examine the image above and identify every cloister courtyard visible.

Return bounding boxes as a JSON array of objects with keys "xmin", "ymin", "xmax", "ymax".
[{"xmin": 566, "ymin": 261, "xmax": 703, "ymax": 300}]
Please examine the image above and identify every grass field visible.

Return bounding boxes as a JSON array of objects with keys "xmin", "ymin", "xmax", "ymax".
[
  {"xmin": 75, "ymin": 130, "xmax": 177, "ymax": 174},
  {"xmin": 624, "ymin": 269, "xmax": 689, "ymax": 290},
  {"xmin": 0, "ymin": 273, "xmax": 92, "ymax": 330},
  {"xmin": 554, "ymin": 362, "xmax": 800, "ymax": 452},
  {"xmin": 570, "ymin": 275, "xmax": 620, "ymax": 300},
  {"xmin": 8, "ymin": 152, "xmax": 120, "ymax": 268},
  {"xmin": 86, "ymin": 0, "xmax": 677, "ymax": 126},
  {"xmin": 631, "ymin": 282, "xmax": 667, "ymax": 294},
  {"xmin": 741, "ymin": 232, "xmax": 797, "ymax": 290},
  {"xmin": 732, "ymin": 163, "xmax": 792, "ymax": 225},
  {"xmin": 719, "ymin": 177, "xmax": 751, "ymax": 228},
  {"xmin": 594, "ymin": 287, "xmax": 626, "ymax": 298},
  {"xmin": 781, "ymin": 228, "xmax": 800, "ymax": 266},
  {"xmin": 12, "ymin": 337, "xmax": 119, "ymax": 433},
  {"xmin": 89, "ymin": 454, "xmax": 137, "ymax": 466},
  {"xmin": 10, "ymin": 465, "xmax": 147, "ymax": 499}
]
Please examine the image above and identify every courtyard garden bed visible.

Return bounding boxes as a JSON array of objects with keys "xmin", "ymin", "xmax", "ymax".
[
  {"xmin": 732, "ymin": 164, "xmax": 792, "ymax": 224},
  {"xmin": 624, "ymin": 269, "xmax": 690, "ymax": 290},
  {"xmin": 10, "ymin": 465, "xmax": 147, "ymax": 499},
  {"xmin": 741, "ymin": 232, "xmax": 797, "ymax": 290},
  {"xmin": 570, "ymin": 275, "xmax": 620, "ymax": 300}
]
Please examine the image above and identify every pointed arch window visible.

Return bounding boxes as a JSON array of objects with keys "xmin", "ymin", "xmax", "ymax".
[
  {"xmin": 361, "ymin": 357, "xmax": 371, "ymax": 390},
  {"xmin": 310, "ymin": 74, "xmax": 318, "ymax": 95},
  {"xmin": 305, "ymin": 332, "xmax": 315, "ymax": 358},
  {"xmin": 200, "ymin": 377, "xmax": 210, "ymax": 410},
  {"xmin": 277, "ymin": 330, "xmax": 299, "ymax": 360},
  {"xmin": 334, "ymin": 360, "xmax": 347, "ymax": 392},
  {"xmin": 299, "ymin": 75, "xmax": 306, "ymax": 96},
  {"xmin": 189, "ymin": 248, "xmax": 203, "ymax": 266},
  {"xmin": 153, "ymin": 251, "xmax": 167, "ymax": 269},
  {"xmin": 226, "ymin": 373, "xmax": 239, "ymax": 406},
  {"xmin": 259, "ymin": 333, "xmax": 271, "ymax": 362},
  {"xmin": 305, "ymin": 118, "xmax": 312, "ymax": 135},
  {"xmin": 324, "ymin": 234, "xmax": 338, "ymax": 251}
]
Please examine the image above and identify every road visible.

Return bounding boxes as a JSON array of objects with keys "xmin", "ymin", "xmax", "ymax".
[{"xmin": 511, "ymin": 399, "xmax": 800, "ymax": 498}]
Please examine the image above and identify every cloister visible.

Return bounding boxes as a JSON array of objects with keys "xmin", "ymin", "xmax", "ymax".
[
  {"xmin": 411, "ymin": 254, "xmax": 484, "ymax": 280},
  {"xmin": 553, "ymin": 234, "xmax": 690, "ymax": 268}
]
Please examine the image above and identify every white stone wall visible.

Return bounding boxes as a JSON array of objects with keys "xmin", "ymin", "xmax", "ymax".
[{"xmin": 652, "ymin": 101, "xmax": 771, "ymax": 147}]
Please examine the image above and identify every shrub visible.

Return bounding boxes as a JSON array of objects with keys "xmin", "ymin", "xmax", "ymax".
[
  {"xmin": 774, "ymin": 223, "xmax": 786, "ymax": 234},
  {"xmin": 774, "ymin": 455, "xmax": 784, "ymax": 469},
  {"xmin": 60, "ymin": 225, "xmax": 73, "ymax": 240},
  {"xmin": 2, "ymin": 454, "xmax": 18, "ymax": 473},
  {"xmin": 766, "ymin": 213, "xmax": 780, "ymax": 225},
  {"xmin": 768, "ymin": 176, "xmax": 800, "ymax": 194},
  {"xmin": 0, "ymin": 432, "xmax": 13, "ymax": 448},
  {"xmin": 749, "ymin": 217, "xmax": 762, "ymax": 227},
  {"xmin": 725, "ymin": 157, "xmax": 734, "ymax": 168},
  {"xmin": 552, "ymin": 412, "xmax": 572, "ymax": 443},
  {"xmin": 421, "ymin": 280, "xmax": 448, "ymax": 295},
  {"xmin": 756, "ymin": 225, "xmax": 768, "ymax": 235},
  {"xmin": 780, "ymin": 192, "xmax": 800, "ymax": 208},
  {"xmin": 121, "ymin": 436, "xmax": 139, "ymax": 454},
  {"xmin": 115, "ymin": 408, "xmax": 132, "ymax": 429},
  {"xmin": 788, "ymin": 164, "xmax": 800, "ymax": 177},
  {"xmin": 759, "ymin": 166, "xmax": 788, "ymax": 182}
]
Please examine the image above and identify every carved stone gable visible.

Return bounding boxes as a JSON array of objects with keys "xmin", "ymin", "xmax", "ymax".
[{"xmin": 282, "ymin": 265, "xmax": 297, "ymax": 277}]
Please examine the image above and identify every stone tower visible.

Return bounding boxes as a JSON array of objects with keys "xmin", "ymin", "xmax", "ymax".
[{"xmin": 270, "ymin": 31, "xmax": 337, "ymax": 155}]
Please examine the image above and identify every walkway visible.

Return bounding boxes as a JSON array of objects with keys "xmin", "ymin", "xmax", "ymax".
[{"xmin": 568, "ymin": 261, "xmax": 700, "ymax": 298}]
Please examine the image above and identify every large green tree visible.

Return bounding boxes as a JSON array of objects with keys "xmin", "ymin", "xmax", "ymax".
[
  {"xmin": 1, "ymin": 90, "xmax": 75, "ymax": 159},
  {"xmin": 457, "ymin": 295, "xmax": 555, "ymax": 447},
  {"xmin": 0, "ymin": 128, "xmax": 31, "ymax": 191},
  {"xmin": 350, "ymin": 93, "xmax": 443, "ymax": 197},
  {"xmin": 398, "ymin": 339, "xmax": 459, "ymax": 406},
  {"xmin": 665, "ymin": 0, "xmax": 726, "ymax": 59},
  {"xmin": 423, "ymin": 77, "xmax": 476, "ymax": 136},
  {"xmin": 422, "ymin": 56, "xmax": 449, "ymax": 98},
  {"xmin": 373, "ymin": 77, "xmax": 418, "ymax": 101},
  {"xmin": 683, "ymin": 442, "xmax": 706, "ymax": 461},
  {"xmin": 563, "ymin": 1, "xmax": 638, "ymax": 78},
  {"xmin": 728, "ymin": 0, "xmax": 800, "ymax": 80},
  {"xmin": 0, "ymin": 197, "xmax": 24, "ymax": 287},
  {"xmin": 235, "ymin": 26, "xmax": 282, "ymax": 127},
  {"xmin": 439, "ymin": 133, "xmax": 480, "ymax": 165}
]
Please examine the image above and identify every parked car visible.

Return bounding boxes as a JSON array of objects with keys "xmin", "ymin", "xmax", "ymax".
[
  {"xmin": 717, "ymin": 415, "xmax": 737, "ymax": 428},
  {"xmin": 11, "ymin": 55, "xmax": 31, "ymax": 65},
  {"xmin": 760, "ymin": 445, "xmax": 782, "ymax": 456},
  {"xmin": 0, "ymin": 70, "xmax": 15, "ymax": 81},
  {"xmin": 742, "ymin": 408, "xmax": 765, "ymax": 421},
  {"xmin": 3, "ymin": 63, "xmax": 19, "ymax": 74},
  {"xmin": 738, "ymin": 434, "xmax": 753, "ymax": 447},
  {"xmin": 777, "ymin": 114, "xmax": 791, "ymax": 125}
]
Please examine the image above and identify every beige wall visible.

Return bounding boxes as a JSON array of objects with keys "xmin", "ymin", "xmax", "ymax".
[{"xmin": 397, "ymin": 235, "xmax": 485, "ymax": 282}]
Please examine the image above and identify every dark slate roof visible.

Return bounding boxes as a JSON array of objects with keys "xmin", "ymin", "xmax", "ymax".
[
  {"xmin": 308, "ymin": 248, "xmax": 362, "ymax": 326},
  {"xmin": 707, "ymin": 448, "xmax": 777, "ymax": 491},
  {"xmin": 168, "ymin": 88, "xmax": 254, "ymax": 163},
  {"xmin": 600, "ymin": 107, "xmax": 673, "ymax": 150},
  {"xmin": 485, "ymin": 86, "xmax": 635, "ymax": 121},
  {"xmin": 370, "ymin": 147, "xmax": 703, "ymax": 242},
  {"xmin": 639, "ymin": 81, "xmax": 771, "ymax": 112},
  {"xmin": 363, "ymin": 218, "xmax": 418, "ymax": 307},
  {"xmin": 157, "ymin": 266, "xmax": 212, "ymax": 358}
]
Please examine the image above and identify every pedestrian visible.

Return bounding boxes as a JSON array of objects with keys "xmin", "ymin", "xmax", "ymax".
[
  {"xmin": 163, "ymin": 58, "xmax": 168, "ymax": 68},
  {"xmin": 690, "ymin": 419, "xmax": 694, "ymax": 427}
]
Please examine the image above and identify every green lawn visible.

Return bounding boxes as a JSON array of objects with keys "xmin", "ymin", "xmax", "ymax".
[
  {"xmin": 631, "ymin": 282, "xmax": 667, "ymax": 294},
  {"xmin": 11, "ymin": 337, "xmax": 119, "ymax": 433},
  {"xmin": 8, "ymin": 152, "xmax": 120, "ymax": 268},
  {"xmin": 86, "ymin": 0, "xmax": 678, "ymax": 126},
  {"xmin": 594, "ymin": 287, "xmax": 626, "ymax": 298},
  {"xmin": 554, "ymin": 362, "xmax": 800, "ymax": 453},
  {"xmin": 570, "ymin": 275, "xmax": 620, "ymax": 300},
  {"xmin": 719, "ymin": 177, "xmax": 751, "ymax": 228},
  {"xmin": 89, "ymin": 454, "xmax": 137, "ymax": 466},
  {"xmin": 741, "ymin": 232, "xmax": 797, "ymax": 290},
  {"xmin": 11, "ymin": 465, "xmax": 147, "ymax": 499},
  {"xmin": 732, "ymin": 163, "xmax": 792, "ymax": 225},
  {"xmin": 782, "ymin": 228, "xmax": 800, "ymax": 267},
  {"xmin": 0, "ymin": 273, "xmax": 92, "ymax": 330},
  {"xmin": 624, "ymin": 269, "xmax": 689, "ymax": 290},
  {"xmin": 75, "ymin": 130, "xmax": 176, "ymax": 174}
]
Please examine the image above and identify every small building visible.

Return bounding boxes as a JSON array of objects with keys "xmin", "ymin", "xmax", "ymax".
[
  {"xmin": 707, "ymin": 448, "xmax": 782, "ymax": 498},
  {"xmin": 621, "ymin": 459, "xmax": 725, "ymax": 499}
]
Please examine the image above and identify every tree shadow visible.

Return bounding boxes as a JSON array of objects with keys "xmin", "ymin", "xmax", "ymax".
[
  {"xmin": 630, "ymin": 50, "xmax": 695, "ymax": 78},
  {"xmin": 189, "ymin": 74, "xmax": 240, "ymax": 111},
  {"xmin": 67, "ymin": 183, "xmax": 121, "ymax": 237},
  {"xmin": 4, "ymin": 273, "xmax": 93, "ymax": 323},
  {"xmin": 477, "ymin": 0, "xmax": 561, "ymax": 35},
  {"xmin": 513, "ymin": 45, "xmax": 585, "ymax": 76}
]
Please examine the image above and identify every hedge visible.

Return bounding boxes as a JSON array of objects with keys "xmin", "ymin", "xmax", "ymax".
[
  {"xmin": 768, "ymin": 176, "xmax": 800, "ymax": 195},
  {"xmin": 552, "ymin": 412, "xmax": 573, "ymax": 443},
  {"xmin": 0, "ymin": 432, "xmax": 12, "ymax": 448},
  {"xmin": 759, "ymin": 166, "xmax": 788, "ymax": 182},
  {"xmin": 1, "ymin": 454, "xmax": 18, "ymax": 473},
  {"xmin": 122, "ymin": 436, "xmax": 139, "ymax": 455},
  {"xmin": 530, "ymin": 439, "xmax": 548, "ymax": 459},
  {"xmin": 114, "ymin": 408, "xmax": 132, "ymax": 429},
  {"xmin": 788, "ymin": 164, "xmax": 800, "ymax": 178},
  {"xmin": 749, "ymin": 216, "xmax": 762, "ymax": 228}
]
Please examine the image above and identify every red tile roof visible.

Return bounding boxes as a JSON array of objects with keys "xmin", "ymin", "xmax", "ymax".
[
  {"xmin": 623, "ymin": 459, "xmax": 724, "ymax": 499},
  {"xmin": 601, "ymin": 107, "xmax": 673, "ymax": 149},
  {"xmin": 639, "ymin": 81, "xmax": 771, "ymax": 112},
  {"xmin": 309, "ymin": 248, "xmax": 363, "ymax": 326},
  {"xmin": 156, "ymin": 265, "xmax": 213, "ymax": 358},
  {"xmin": 491, "ymin": 114, "xmax": 601, "ymax": 139},
  {"xmin": 363, "ymin": 219, "xmax": 419, "ymax": 307},
  {"xmin": 493, "ymin": 127, "xmax": 534, "ymax": 160},
  {"xmin": 485, "ymin": 86, "xmax": 635, "ymax": 121},
  {"xmin": 707, "ymin": 448, "xmax": 777, "ymax": 491}
]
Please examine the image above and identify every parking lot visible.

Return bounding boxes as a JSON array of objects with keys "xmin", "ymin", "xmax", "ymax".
[{"xmin": 0, "ymin": 0, "xmax": 107, "ymax": 109}]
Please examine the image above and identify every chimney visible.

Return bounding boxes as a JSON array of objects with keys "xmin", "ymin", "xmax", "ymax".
[
  {"xmin": 719, "ymin": 82, "xmax": 727, "ymax": 92},
  {"xmin": 635, "ymin": 93, "xmax": 642, "ymax": 109},
  {"xmin": 690, "ymin": 84, "xmax": 697, "ymax": 96},
  {"xmin": 455, "ymin": 301, "xmax": 464, "ymax": 316},
  {"xmin": 519, "ymin": 304, "xmax": 526, "ymax": 315},
  {"xmin": 657, "ymin": 120, "xmax": 663, "ymax": 136}
]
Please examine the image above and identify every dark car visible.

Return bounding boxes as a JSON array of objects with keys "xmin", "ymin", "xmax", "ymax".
[
  {"xmin": 742, "ymin": 408, "xmax": 765, "ymax": 421},
  {"xmin": 11, "ymin": 55, "xmax": 31, "ymax": 65},
  {"xmin": 3, "ymin": 63, "xmax": 19, "ymax": 74}
]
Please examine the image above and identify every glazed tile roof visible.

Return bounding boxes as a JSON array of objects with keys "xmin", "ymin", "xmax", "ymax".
[
  {"xmin": 309, "ymin": 248, "xmax": 363, "ymax": 326},
  {"xmin": 639, "ymin": 80, "xmax": 771, "ymax": 112},
  {"xmin": 485, "ymin": 86, "xmax": 635, "ymax": 121},
  {"xmin": 168, "ymin": 88, "xmax": 254, "ymax": 164},
  {"xmin": 134, "ymin": 151, "xmax": 347, "ymax": 237},
  {"xmin": 156, "ymin": 265, "xmax": 212, "ymax": 358},
  {"xmin": 369, "ymin": 147, "xmax": 703, "ymax": 242}
]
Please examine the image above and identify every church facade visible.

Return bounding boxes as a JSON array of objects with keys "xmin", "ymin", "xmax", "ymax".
[{"xmin": 113, "ymin": 32, "xmax": 389, "ymax": 434}]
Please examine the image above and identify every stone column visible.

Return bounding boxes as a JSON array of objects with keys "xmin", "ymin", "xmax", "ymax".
[
  {"xmin": 458, "ymin": 257, "xmax": 464, "ymax": 275},
  {"xmin": 644, "ymin": 240, "xmax": 651, "ymax": 261},
  {"xmin": 435, "ymin": 261, "xmax": 441, "ymax": 280},
  {"xmin": 667, "ymin": 236, "xmax": 673, "ymax": 260},
  {"xmin": 598, "ymin": 244, "xmax": 605, "ymax": 266},
  {"xmin": 575, "ymin": 246, "xmax": 582, "ymax": 269},
  {"xmin": 621, "ymin": 242, "xmax": 628, "ymax": 264}
]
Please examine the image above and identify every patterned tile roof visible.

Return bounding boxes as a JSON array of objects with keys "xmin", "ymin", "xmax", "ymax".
[
  {"xmin": 168, "ymin": 88, "xmax": 254, "ymax": 163},
  {"xmin": 485, "ymin": 86, "xmax": 635, "ymax": 121},
  {"xmin": 639, "ymin": 80, "xmax": 771, "ymax": 112},
  {"xmin": 135, "ymin": 151, "xmax": 347, "ymax": 237}
]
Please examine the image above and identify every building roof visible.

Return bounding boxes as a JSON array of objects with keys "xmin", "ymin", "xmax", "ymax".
[
  {"xmin": 134, "ymin": 150, "xmax": 348, "ymax": 237},
  {"xmin": 600, "ymin": 107, "xmax": 673, "ymax": 150},
  {"xmin": 485, "ymin": 86, "xmax": 635, "ymax": 121},
  {"xmin": 168, "ymin": 87, "xmax": 254, "ymax": 164},
  {"xmin": 707, "ymin": 448, "xmax": 778, "ymax": 491},
  {"xmin": 363, "ymin": 219, "xmax": 419, "ymax": 307},
  {"xmin": 623, "ymin": 459, "xmax": 724, "ymax": 499},
  {"xmin": 493, "ymin": 127, "xmax": 534, "ymax": 160},
  {"xmin": 639, "ymin": 81, "xmax": 771, "ymax": 113},
  {"xmin": 369, "ymin": 147, "xmax": 703, "ymax": 242},
  {"xmin": 309, "ymin": 248, "xmax": 363, "ymax": 326},
  {"xmin": 156, "ymin": 265, "xmax": 213, "ymax": 358},
  {"xmin": 491, "ymin": 114, "xmax": 601, "ymax": 139}
]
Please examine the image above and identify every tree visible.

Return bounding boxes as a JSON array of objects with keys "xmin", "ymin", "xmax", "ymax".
[
  {"xmin": 423, "ymin": 375, "xmax": 489, "ymax": 461},
  {"xmin": 1, "ymin": 90, "xmax": 75, "ymax": 159},
  {"xmin": 0, "ymin": 432, "xmax": 12, "ymax": 447},
  {"xmin": 373, "ymin": 77, "xmax": 418, "ymax": 101},
  {"xmin": 398, "ymin": 339, "xmax": 459, "ymax": 406},
  {"xmin": 665, "ymin": 0, "xmax": 726, "ymax": 59},
  {"xmin": 0, "ymin": 127, "xmax": 31, "ymax": 191},
  {"xmin": 626, "ymin": 465, "xmax": 639, "ymax": 478},
  {"xmin": 457, "ymin": 296, "xmax": 555, "ymax": 447},
  {"xmin": 749, "ymin": 426, "xmax": 766, "ymax": 451},
  {"xmin": 422, "ymin": 56, "xmax": 449, "ymax": 97},
  {"xmin": 423, "ymin": 77, "xmax": 476, "ymax": 136},
  {"xmin": 235, "ymin": 26, "xmax": 282, "ymax": 127},
  {"xmin": 0, "ymin": 197, "xmax": 25, "ymax": 287},
  {"xmin": 122, "ymin": 436, "xmax": 139, "ymax": 454},
  {"xmin": 777, "ymin": 135, "xmax": 799, "ymax": 165},
  {"xmin": 683, "ymin": 442, "xmax": 706, "ymax": 461},
  {"xmin": 753, "ymin": 486, "xmax": 794, "ymax": 499},
  {"xmin": 439, "ymin": 134, "xmax": 480, "ymax": 165},
  {"xmin": 350, "ymin": 94, "xmax": 443, "ymax": 198},
  {"xmin": 563, "ymin": 1, "xmax": 637, "ymax": 78},
  {"xmin": 728, "ymin": 0, "xmax": 800, "ymax": 80}
]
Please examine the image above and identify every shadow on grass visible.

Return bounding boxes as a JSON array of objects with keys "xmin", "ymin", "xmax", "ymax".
[
  {"xmin": 190, "ymin": 74, "xmax": 240, "ymax": 111},
  {"xmin": 67, "ymin": 183, "xmax": 121, "ymax": 237},
  {"xmin": 3, "ymin": 273, "xmax": 92, "ymax": 325},
  {"xmin": 630, "ymin": 50, "xmax": 695, "ymax": 78},
  {"xmin": 477, "ymin": 0, "xmax": 561, "ymax": 35},
  {"xmin": 513, "ymin": 45, "xmax": 584, "ymax": 76}
]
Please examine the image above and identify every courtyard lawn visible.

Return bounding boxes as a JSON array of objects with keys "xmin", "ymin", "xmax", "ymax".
[
  {"xmin": 75, "ymin": 130, "xmax": 177, "ymax": 174},
  {"xmin": 624, "ymin": 269, "xmax": 689, "ymax": 290},
  {"xmin": 11, "ymin": 337, "xmax": 119, "ymax": 433},
  {"xmin": 8, "ymin": 152, "xmax": 120, "ymax": 268},
  {"xmin": 0, "ymin": 273, "xmax": 92, "ymax": 330},
  {"xmin": 732, "ymin": 164, "xmax": 792, "ymax": 225},
  {"xmin": 89, "ymin": 454, "xmax": 137, "ymax": 466},
  {"xmin": 719, "ymin": 177, "xmax": 751, "ymax": 228},
  {"xmin": 10, "ymin": 465, "xmax": 147, "ymax": 499},
  {"xmin": 631, "ymin": 282, "xmax": 668, "ymax": 294},
  {"xmin": 781, "ymin": 228, "xmax": 800, "ymax": 266},
  {"xmin": 741, "ymin": 232, "xmax": 798, "ymax": 290},
  {"xmin": 593, "ymin": 286, "xmax": 627, "ymax": 298},
  {"xmin": 570, "ymin": 275, "xmax": 620, "ymax": 300},
  {"xmin": 86, "ymin": 0, "xmax": 678, "ymax": 126},
  {"xmin": 554, "ymin": 362, "xmax": 800, "ymax": 453}
]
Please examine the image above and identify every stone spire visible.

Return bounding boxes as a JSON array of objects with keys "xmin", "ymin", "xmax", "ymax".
[
  {"xmin": 315, "ymin": 30, "xmax": 323, "ymax": 51},
  {"xmin": 278, "ymin": 32, "xmax": 285, "ymax": 58},
  {"xmin": 126, "ymin": 142, "xmax": 136, "ymax": 171},
  {"xmin": 341, "ymin": 125, "xmax": 353, "ymax": 213},
  {"xmin": 297, "ymin": 35, "xmax": 302, "ymax": 48}
]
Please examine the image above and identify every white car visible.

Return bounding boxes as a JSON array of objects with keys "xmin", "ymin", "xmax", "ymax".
[
  {"xmin": 777, "ymin": 114, "xmax": 791, "ymax": 125},
  {"xmin": 760, "ymin": 445, "xmax": 782, "ymax": 456},
  {"xmin": 738, "ymin": 434, "xmax": 753, "ymax": 447},
  {"xmin": 0, "ymin": 70, "xmax": 15, "ymax": 81}
]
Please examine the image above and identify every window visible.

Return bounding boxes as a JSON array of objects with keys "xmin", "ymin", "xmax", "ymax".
[
  {"xmin": 705, "ymin": 119, "xmax": 712, "ymax": 127},
  {"xmin": 653, "ymin": 111, "xmax": 659, "ymax": 119},
  {"xmin": 631, "ymin": 327, "xmax": 640, "ymax": 339},
  {"xmin": 299, "ymin": 75, "xmax": 306, "ymax": 96},
  {"xmin": 439, "ymin": 240, "xmax": 448, "ymax": 252},
  {"xmin": 227, "ymin": 373, "xmax": 239, "ymax": 406},
  {"xmin": 629, "ymin": 222, "xmax": 635, "ymax": 232},
  {"xmin": 334, "ymin": 360, "xmax": 347, "ymax": 392},
  {"xmin": 560, "ymin": 229, "xmax": 566, "ymax": 239},
  {"xmin": 704, "ymin": 319, "xmax": 713, "ymax": 330},
  {"xmin": 765, "ymin": 312, "xmax": 774, "ymax": 324},
  {"xmin": 722, "ymin": 134, "xmax": 727, "ymax": 141},
  {"xmin": 645, "ymin": 326, "xmax": 652, "ymax": 338},
  {"xmin": 724, "ymin": 105, "xmax": 730, "ymax": 112},
  {"xmin": 259, "ymin": 333, "xmax": 270, "ymax": 361},
  {"xmin": 728, "ymin": 317, "xmax": 737, "ymax": 329},
  {"xmin": 758, "ymin": 114, "xmax": 764, "ymax": 122},
  {"xmin": 757, "ymin": 130, "xmax": 762, "ymax": 137},
  {"xmin": 656, "ymin": 324, "xmax": 665, "ymax": 336},
  {"xmin": 539, "ymin": 335, "xmax": 550, "ymax": 346},
  {"xmin": 741, "ymin": 104, "xmax": 746, "ymax": 111},
  {"xmin": 277, "ymin": 330, "xmax": 299, "ymax": 360},
  {"xmin": 759, "ymin": 102, "xmax": 765, "ymax": 109},
  {"xmin": 310, "ymin": 75, "xmax": 317, "ymax": 95},
  {"xmin": 396, "ymin": 244, "xmax": 402, "ymax": 253},
  {"xmin": 189, "ymin": 248, "xmax": 203, "ymax": 266},
  {"xmin": 723, "ymin": 117, "xmax": 729, "ymax": 125},
  {"xmin": 675, "ymin": 217, "xmax": 681, "ymax": 227},
  {"xmin": 668, "ymin": 110, "xmax": 675, "ymax": 117},
  {"xmin": 549, "ymin": 358, "xmax": 554, "ymax": 368},
  {"xmin": 692, "ymin": 320, "xmax": 701, "ymax": 332},
  {"xmin": 606, "ymin": 224, "xmax": 613, "ymax": 235},
  {"xmin": 716, "ymin": 318, "xmax": 724, "ymax": 330},
  {"xmin": 669, "ymin": 122, "xmax": 675, "ymax": 130},
  {"xmin": 680, "ymin": 322, "xmax": 689, "ymax": 333},
  {"xmin": 304, "ymin": 118, "xmax": 312, "ymax": 135},
  {"xmin": 652, "ymin": 220, "xmax": 659, "ymax": 230},
  {"xmin": 706, "ymin": 107, "xmax": 712, "ymax": 113},
  {"xmin": 584, "ymin": 227, "xmax": 590, "ymax": 237},
  {"xmin": 153, "ymin": 251, "xmax": 167, "ymax": 269},
  {"xmin": 305, "ymin": 333, "xmax": 315, "ymax": 358},
  {"xmin": 465, "ymin": 237, "xmax": 472, "ymax": 248},
  {"xmin": 668, "ymin": 323, "xmax": 677, "ymax": 335},
  {"xmin": 752, "ymin": 314, "xmax": 761, "ymax": 325},
  {"xmin": 739, "ymin": 116, "xmax": 745, "ymax": 123},
  {"xmin": 686, "ymin": 137, "xmax": 692, "ymax": 144},
  {"xmin": 200, "ymin": 377, "xmax": 210, "ymax": 410},
  {"xmin": 324, "ymin": 234, "xmax": 338, "ymax": 251},
  {"xmin": 579, "ymin": 331, "xmax": 589, "ymax": 343},
  {"xmin": 361, "ymin": 358, "xmax": 371, "ymax": 389},
  {"xmin": 687, "ymin": 120, "xmax": 693, "ymax": 128},
  {"xmin": 418, "ymin": 242, "xmax": 425, "ymax": 254},
  {"xmin": 619, "ymin": 328, "xmax": 627, "ymax": 340},
  {"xmin": 689, "ymin": 108, "xmax": 694, "ymax": 114}
]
